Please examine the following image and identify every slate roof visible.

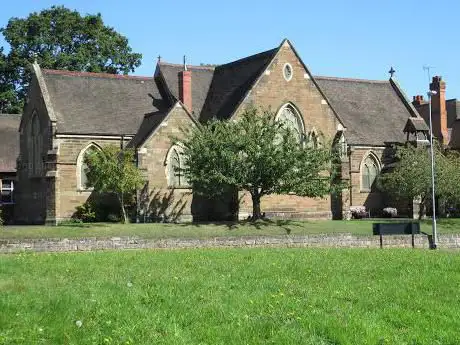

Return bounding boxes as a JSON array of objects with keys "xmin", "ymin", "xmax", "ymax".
[
  {"xmin": 156, "ymin": 63, "xmax": 214, "ymax": 117},
  {"xmin": 37, "ymin": 43, "xmax": 420, "ymax": 148},
  {"xmin": 199, "ymin": 48, "xmax": 278, "ymax": 121},
  {"xmin": 446, "ymin": 99, "xmax": 460, "ymax": 126},
  {"xmin": 403, "ymin": 117, "xmax": 429, "ymax": 133},
  {"xmin": 41, "ymin": 70, "xmax": 168, "ymax": 135},
  {"xmin": 0, "ymin": 114, "xmax": 21, "ymax": 172},
  {"xmin": 449, "ymin": 119, "xmax": 460, "ymax": 149},
  {"xmin": 127, "ymin": 109, "xmax": 171, "ymax": 149},
  {"xmin": 157, "ymin": 48, "xmax": 278, "ymax": 121},
  {"xmin": 314, "ymin": 76, "xmax": 417, "ymax": 146}
]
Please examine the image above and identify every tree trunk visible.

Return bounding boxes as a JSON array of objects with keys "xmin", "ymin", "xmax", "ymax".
[
  {"xmin": 251, "ymin": 193, "xmax": 262, "ymax": 221},
  {"xmin": 418, "ymin": 196, "xmax": 426, "ymax": 220},
  {"xmin": 119, "ymin": 193, "xmax": 128, "ymax": 224}
]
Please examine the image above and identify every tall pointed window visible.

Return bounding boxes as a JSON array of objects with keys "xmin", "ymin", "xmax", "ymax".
[
  {"xmin": 361, "ymin": 154, "xmax": 380, "ymax": 191},
  {"xmin": 31, "ymin": 114, "xmax": 42, "ymax": 175},
  {"xmin": 338, "ymin": 133, "xmax": 347, "ymax": 158},
  {"xmin": 167, "ymin": 145, "xmax": 188, "ymax": 187},
  {"xmin": 276, "ymin": 104, "xmax": 304, "ymax": 144},
  {"xmin": 77, "ymin": 144, "xmax": 101, "ymax": 190}
]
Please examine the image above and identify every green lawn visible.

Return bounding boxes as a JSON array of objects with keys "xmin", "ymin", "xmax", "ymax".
[
  {"xmin": 1, "ymin": 248, "xmax": 459, "ymax": 344},
  {"xmin": 1, "ymin": 218, "xmax": 460, "ymax": 240}
]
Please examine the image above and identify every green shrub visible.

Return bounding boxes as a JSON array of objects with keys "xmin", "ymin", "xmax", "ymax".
[
  {"xmin": 107, "ymin": 213, "xmax": 121, "ymax": 223},
  {"xmin": 58, "ymin": 218, "xmax": 83, "ymax": 226},
  {"xmin": 74, "ymin": 203, "xmax": 96, "ymax": 223},
  {"xmin": 0, "ymin": 207, "xmax": 3, "ymax": 226}
]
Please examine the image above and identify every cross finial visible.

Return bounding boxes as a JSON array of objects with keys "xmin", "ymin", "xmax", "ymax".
[
  {"xmin": 157, "ymin": 55, "xmax": 161, "ymax": 63},
  {"xmin": 388, "ymin": 66, "xmax": 396, "ymax": 78}
]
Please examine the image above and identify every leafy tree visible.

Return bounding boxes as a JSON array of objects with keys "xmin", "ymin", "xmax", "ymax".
[
  {"xmin": 378, "ymin": 144, "xmax": 456, "ymax": 218},
  {"xmin": 436, "ymin": 150, "xmax": 460, "ymax": 212},
  {"xmin": 179, "ymin": 107, "xmax": 338, "ymax": 220},
  {"xmin": 85, "ymin": 146, "xmax": 144, "ymax": 224},
  {"xmin": 0, "ymin": 6, "xmax": 142, "ymax": 113},
  {"xmin": 0, "ymin": 47, "xmax": 19, "ymax": 113}
]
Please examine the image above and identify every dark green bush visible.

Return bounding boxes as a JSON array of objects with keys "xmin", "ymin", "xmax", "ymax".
[
  {"xmin": 74, "ymin": 203, "xmax": 96, "ymax": 223},
  {"xmin": 107, "ymin": 213, "xmax": 121, "ymax": 223}
]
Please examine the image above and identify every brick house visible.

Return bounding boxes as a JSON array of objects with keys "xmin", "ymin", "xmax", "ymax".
[
  {"xmin": 0, "ymin": 114, "xmax": 20, "ymax": 223},
  {"xmin": 15, "ymin": 39, "xmax": 425, "ymax": 224},
  {"xmin": 412, "ymin": 76, "xmax": 460, "ymax": 149}
]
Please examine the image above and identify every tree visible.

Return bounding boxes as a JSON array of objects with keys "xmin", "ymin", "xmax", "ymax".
[
  {"xmin": 436, "ymin": 150, "xmax": 460, "ymax": 213},
  {"xmin": 0, "ymin": 47, "xmax": 19, "ymax": 113},
  {"xmin": 378, "ymin": 144, "xmax": 456, "ymax": 218},
  {"xmin": 85, "ymin": 146, "xmax": 144, "ymax": 224},
  {"xmin": 179, "ymin": 107, "xmax": 338, "ymax": 220},
  {"xmin": 0, "ymin": 6, "xmax": 142, "ymax": 113}
]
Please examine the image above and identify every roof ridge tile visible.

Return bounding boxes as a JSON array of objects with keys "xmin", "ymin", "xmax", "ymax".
[
  {"xmin": 158, "ymin": 62, "xmax": 216, "ymax": 71},
  {"xmin": 42, "ymin": 69, "xmax": 153, "ymax": 80},
  {"xmin": 159, "ymin": 47, "xmax": 278, "ymax": 73},
  {"xmin": 314, "ymin": 75, "xmax": 389, "ymax": 84}
]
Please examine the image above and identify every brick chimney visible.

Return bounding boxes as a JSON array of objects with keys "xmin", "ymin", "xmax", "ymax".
[
  {"xmin": 412, "ymin": 95, "xmax": 427, "ymax": 106},
  {"xmin": 430, "ymin": 76, "xmax": 448, "ymax": 145},
  {"xmin": 178, "ymin": 59, "xmax": 192, "ymax": 112}
]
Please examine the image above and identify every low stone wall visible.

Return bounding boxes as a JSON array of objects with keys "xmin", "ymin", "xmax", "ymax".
[{"xmin": 2, "ymin": 234, "xmax": 460, "ymax": 253}]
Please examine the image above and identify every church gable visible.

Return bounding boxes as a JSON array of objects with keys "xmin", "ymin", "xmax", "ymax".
[
  {"xmin": 135, "ymin": 102, "xmax": 195, "ymax": 158},
  {"xmin": 129, "ymin": 101, "xmax": 197, "ymax": 150},
  {"xmin": 232, "ymin": 39, "xmax": 342, "ymax": 142},
  {"xmin": 20, "ymin": 66, "xmax": 54, "ymax": 135}
]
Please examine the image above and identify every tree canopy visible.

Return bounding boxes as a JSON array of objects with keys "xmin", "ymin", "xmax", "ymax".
[
  {"xmin": 0, "ymin": 47, "xmax": 18, "ymax": 113},
  {"xmin": 86, "ymin": 146, "xmax": 144, "ymax": 224},
  {"xmin": 378, "ymin": 144, "xmax": 460, "ymax": 218},
  {"xmin": 179, "ymin": 107, "xmax": 339, "ymax": 220},
  {"xmin": 0, "ymin": 6, "xmax": 142, "ymax": 113}
]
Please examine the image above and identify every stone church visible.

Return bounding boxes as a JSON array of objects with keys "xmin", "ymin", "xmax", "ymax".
[{"xmin": 13, "ymin": 39, "xmax": 428, "ymax": 224}]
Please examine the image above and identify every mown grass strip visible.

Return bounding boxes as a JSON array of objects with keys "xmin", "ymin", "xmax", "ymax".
[
  {"xmin": 1, "ymin": 248, "xmax": 460, "ymax": 344},
  {"xmin": 1, "ymin": 219, "xmax": 459, "ymax": 240}
]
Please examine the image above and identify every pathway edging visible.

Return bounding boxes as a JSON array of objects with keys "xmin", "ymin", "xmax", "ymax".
[{"xmin": 2, "ymin": 233, "xmax": 460, "ymax": 253}]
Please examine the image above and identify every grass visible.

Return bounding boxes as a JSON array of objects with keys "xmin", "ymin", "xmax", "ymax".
[
  {"xmin": 1, "ymin": 218, "xmax": 460, "ymax": 241},
  {"xmin": 1, "ymin": 248, "xmax": 460, "ymax": 344}
]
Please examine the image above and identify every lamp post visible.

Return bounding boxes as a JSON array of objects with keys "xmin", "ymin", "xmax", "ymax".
[{"xmin": 427, "ymin": 89, "xmax": 438, "ymax": 249}]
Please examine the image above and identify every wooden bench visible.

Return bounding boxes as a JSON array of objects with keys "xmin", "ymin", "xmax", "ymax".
[{"xmin": 372, "ymin": 222, "xmax": 420, "ymax": 248}]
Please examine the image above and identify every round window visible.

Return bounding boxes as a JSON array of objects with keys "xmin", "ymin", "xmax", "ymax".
[{"xmin": 283, "ymin": 63, "xmax": 293, "ymax": 81}]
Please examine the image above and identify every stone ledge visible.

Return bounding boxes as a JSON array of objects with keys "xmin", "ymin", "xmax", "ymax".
[{"xmin": 1, "ymin": 234, "xmax": 459, "ymax": 253}]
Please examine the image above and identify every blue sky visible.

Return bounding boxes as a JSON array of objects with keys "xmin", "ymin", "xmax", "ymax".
[{"xmin": 1, "ymin": 0, "xmax": 458, "ymax": 99}]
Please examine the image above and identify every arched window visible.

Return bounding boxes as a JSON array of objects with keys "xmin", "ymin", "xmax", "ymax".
[
  {"xmin": 333, "ymin": 132, "xmax": 347, "ymax": 158},
  {"xmin": 361, "ymin": 154, "xmax": 380, "ymax": 191},
  {"xmin": 166, "ymin": 145, "xmax": 188, "ymax": 187},
  {"xmin": 276, "ymin": 104, "xmax": 304, "ymax": 144},
  {"xmin": 338, "ymin": 133, "xmax": 347, "ymax": 158},
  {"xmin": 77, "ymin": 144, "xmax": 101, "ymax": 190},
  {"xmin": 31, "ymin": 114, "xmax": 42, "ymax": 175}
]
